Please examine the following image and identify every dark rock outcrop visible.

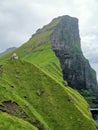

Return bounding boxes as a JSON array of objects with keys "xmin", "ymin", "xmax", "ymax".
[{"xmin": 50, "ymin": 15, "xmax": 98, "ymax": 105}]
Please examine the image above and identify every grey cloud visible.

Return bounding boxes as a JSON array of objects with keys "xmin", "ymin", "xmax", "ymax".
[{"xmin": 0, "ymin": 0, "xmax": 50, "ymax": 52}]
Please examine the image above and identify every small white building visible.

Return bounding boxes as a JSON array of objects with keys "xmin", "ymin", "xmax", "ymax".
[{"xmin": 12, "ymin": 53, "xmax": 19, "ymax": 59}]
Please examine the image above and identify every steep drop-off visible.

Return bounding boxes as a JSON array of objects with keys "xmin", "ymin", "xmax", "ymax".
[
  {"xmin": 0, "ymin": 15, "xmax": 97, "ymax": 130},
  {"xmin": 50, "ymin": 16, "xmax": 97, "ymax": 90},
  {"xmin": 50, "ymin": 15, "xmax": 98, "ymax": 106}
]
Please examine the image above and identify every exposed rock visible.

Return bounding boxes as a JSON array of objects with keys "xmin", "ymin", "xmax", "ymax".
[
  {"xmin": 0, "ymin": 100, "xmax": 44, "ymax": 129},
  {"xmin": 64, "ymin": 81, "xmax": 68, "ymax": 86},
  {"xmin": 36, "ymin": 89, "xmax": 44, "ymax": 96},
  {"xmin": 24, "ymin": 103, "xmax": 29, "ymax": 107},
  {"xmin": 0, "ymin": 100, "xmax": 18, "ymax": 114},
  {"xmin": 68, "ymin": 97, "xmax": 73, "ymax": 103},
  {"xmin": 50, "ymin": 15, "xmax": 98, "ymax": 105},
  {"xmin": 36, "ymin": 90, "xmax": 41, "ymax": 96},
  {"xmin": 10, "ymin": 85, "xmax": 14, "ymax": 88}
]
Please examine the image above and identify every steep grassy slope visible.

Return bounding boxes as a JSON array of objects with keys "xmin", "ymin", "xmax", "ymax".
[
  {"xmin": 0, "ymin": 60, "xmax": 97, "ymax": 130},
  {"xmin": 0, "ymin": 17, "xmax": 97, "ymax": 130},
  {"xmin": 0, "ymin": 112, "xmax": 37, "ymax": 130}
]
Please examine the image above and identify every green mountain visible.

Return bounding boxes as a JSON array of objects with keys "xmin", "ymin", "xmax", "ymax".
[{"xmin": 0, "ymin": 16, "xmax": 97, "ymax": 130}]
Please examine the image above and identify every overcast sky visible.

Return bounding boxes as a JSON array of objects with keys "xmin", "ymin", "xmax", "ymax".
[{"xmin": 0, "ymin": 0, "xmax": 98, "ymax": 80}]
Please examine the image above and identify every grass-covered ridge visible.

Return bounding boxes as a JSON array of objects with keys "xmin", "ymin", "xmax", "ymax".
[
  {"xmin": 0, "ymin": 17, "xmax": 97, "ymax": 129},
  {"xmin": 0, "ymin": 60, "xmax": 97, "ymax": 130}
]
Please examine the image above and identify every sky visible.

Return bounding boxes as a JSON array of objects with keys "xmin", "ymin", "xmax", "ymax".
[{"xmin": 0, "ymin": 0, "xmax": 98, "ymax": 80}]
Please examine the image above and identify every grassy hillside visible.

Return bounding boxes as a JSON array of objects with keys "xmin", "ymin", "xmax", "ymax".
[
  {"xmin": 0, "ymin": 60, "xmax": 97, "ymax": 130},
  {"xmin": 0, "ymin": 17, "xmax": 97, "ymax": 130},
  {"xmin": 0, "ymin": 112, "xmax": 37, "ymax": 130}
]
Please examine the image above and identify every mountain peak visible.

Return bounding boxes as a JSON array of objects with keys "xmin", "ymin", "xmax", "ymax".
[
  {"xmin": 35, "ymin": 15, "xmax": 78, "ymax": 35},
  {"xmin": 31, "ymin": 15, "xmax": 98, "ymax": 106},
  {"xmin": 56, "ymin": 15, "xmax": 78, "ymax": 21},
  {"xmin": 50, "ymin": 15, "xmax": 98, "ymax": 106}
]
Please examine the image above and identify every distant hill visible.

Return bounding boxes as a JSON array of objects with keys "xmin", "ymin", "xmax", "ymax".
[
  {"xmin": 0, "ymin": 47, "xmax": 16, "ymax": 56},
  {"xmin": 0, "ymin": 16, "xmax": 97, "ymax": 130}
]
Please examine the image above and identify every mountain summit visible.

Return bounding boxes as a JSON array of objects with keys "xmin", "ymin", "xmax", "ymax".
[
  {"xmin": 35, "ymin": 15, "xmax": 98, "ymax": 106},
  {"xmin": 0, "ymin": 15, "xmax": 98, "ymax": 130},
  {"xmin": 50, "ymin": 15, "xmax": 98, "ymax": 105},
  {"xmin": 51, "ymin": 15, "xmax": 97, "ymax": 89}
]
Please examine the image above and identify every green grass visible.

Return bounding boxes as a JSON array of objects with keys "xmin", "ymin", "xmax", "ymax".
[
  {"xmin": 0, "ymin": 112, "xmax": 37, "ymax": 130},
  {"xmin": 0, "ymin": 17, "xmax": 97, "ymax": 130},
  {"xmin": 0, "ymin": 59, "xmax": 97, "ymax": 130},
  {"xmin": 24, "ymin": 43, "xmax": 63, "ymax": 83}
]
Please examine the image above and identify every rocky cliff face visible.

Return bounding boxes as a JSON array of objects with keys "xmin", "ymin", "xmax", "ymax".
[{"xmin": 50, "ymin": 16, "xmax": 98, "ymax": 104}]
